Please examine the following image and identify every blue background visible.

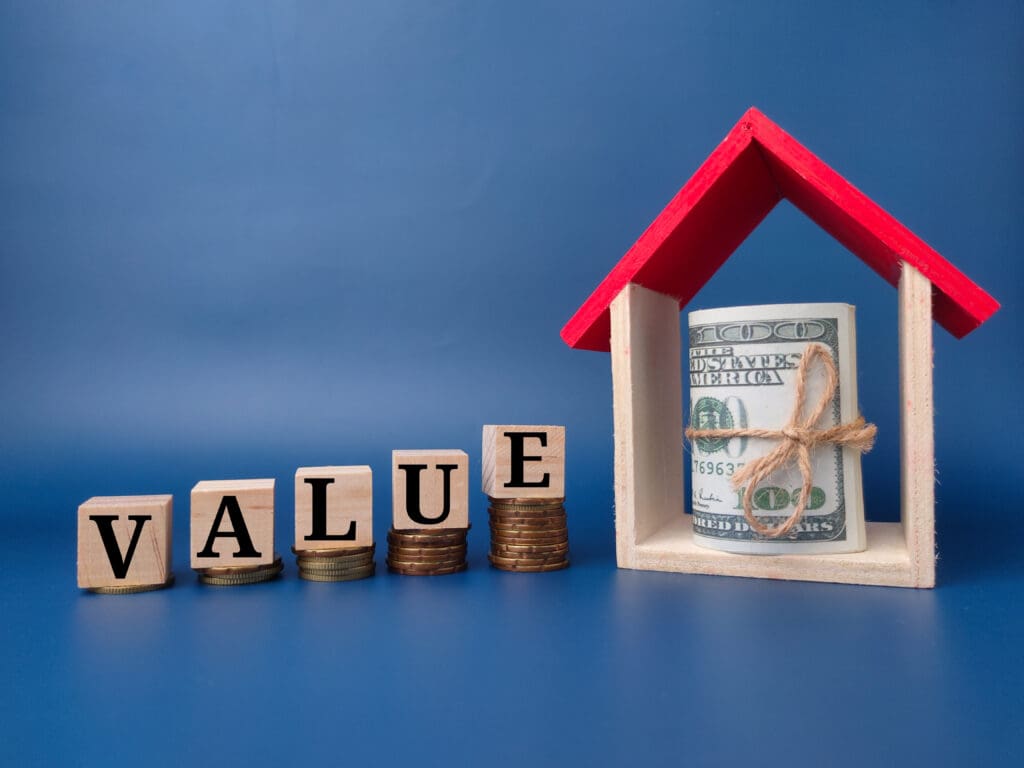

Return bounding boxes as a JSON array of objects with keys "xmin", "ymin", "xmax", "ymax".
[{"xmin": 1, "ymin": 2, "xmax": 1021, "ymax": 765}]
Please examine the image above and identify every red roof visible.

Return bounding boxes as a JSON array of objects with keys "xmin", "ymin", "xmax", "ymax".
[{"xmin": 561, "ymin": 108, "xmax": 999, "ymax": 352}]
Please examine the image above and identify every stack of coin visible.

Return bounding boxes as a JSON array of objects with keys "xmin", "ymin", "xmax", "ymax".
[
  {"xmin": 292, "ymin": 545, "xmax": 376, "ymax": 582},
  {"xmin": 89, "ymin": 574, "xmax": 176, "ymax": 595},
  {"xmin": 197, "ymin": 555, "xmax": 283, "ymax": 586},
  {"xmin": 386, "ymin": 526, "xmax": 469, "ymax": 576},
  {"xmin": 488, "ymin": 497, "xmax": 569, "ymax": 572}
]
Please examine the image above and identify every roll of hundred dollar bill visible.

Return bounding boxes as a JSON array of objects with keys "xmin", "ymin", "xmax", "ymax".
[{"xmin": 687, "ymin": 303, "xmax": 867, "ymax": 555}]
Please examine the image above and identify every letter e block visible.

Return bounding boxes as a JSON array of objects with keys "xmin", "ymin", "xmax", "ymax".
[
  {"xmin": 482, "ymin": 425, "xmax": 565, "ymax": 499},
  {"xmin": 392, "ymin": 450, "xmax": 469, "ymax": 530},
  {"xmin": 295, "ymin": 466, "xmax": 373, "ymax": 551},
  {"xmin": 191, "ymin": 479, "xmax": 275, "ymax": 568},
  {"xmin": 77, "ymin": 495, "xmax": 173, "ymax": 590}
]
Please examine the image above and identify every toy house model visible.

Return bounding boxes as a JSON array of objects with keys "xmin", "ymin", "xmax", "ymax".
[{"xmin": 562, "ymin": 108, "xmax": 998, "ymax": 588}]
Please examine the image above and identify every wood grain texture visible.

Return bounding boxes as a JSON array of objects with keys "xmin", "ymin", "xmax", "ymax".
[
  {"xmin": 392, "ymin": 450, "xmax": 469, "ymax": 530},
  {"xmin": 610, "ymin": 284, "xmax": 684, "ymax": 567},
  {"xmin": 899, "ymin": 264, "xmax": 937, "ymax": 587},
  {"xmin": 294, "ymin": 466, "xmax": 373, "ymax": 551},
  {"xmin": 190, "ymin": 479, "xmax": 275, "ymax": 568},
  {"xmin": 482, "ymin": 425, "xmax": 565, "ymax": 499},
  {"xmin": 77, "ymin": 495, "xmax": 173, "ymax": 589},
  {"xmin": 561, "ymin": 107, "xmax": 998, "ymax": 351}
]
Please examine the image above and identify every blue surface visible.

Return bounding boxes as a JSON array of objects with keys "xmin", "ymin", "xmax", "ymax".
[{"xmin": 1, "ymin": 2, "xmax": 1022, "ymax": 765}]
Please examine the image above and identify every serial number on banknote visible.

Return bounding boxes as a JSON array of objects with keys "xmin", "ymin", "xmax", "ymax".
[{"xmin": 691, "ymin": 459, "xmax": 745, "ymax": 477}]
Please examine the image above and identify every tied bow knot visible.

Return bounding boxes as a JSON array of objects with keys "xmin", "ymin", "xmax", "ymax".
[{"xmin": 685, "ymin": 343, "xmax": 876, "ymax": 539}]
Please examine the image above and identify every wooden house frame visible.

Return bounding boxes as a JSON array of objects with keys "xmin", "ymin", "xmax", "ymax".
[{"xmin": 561, "ymin": 108, "xmax": 998, "ymax": 588}]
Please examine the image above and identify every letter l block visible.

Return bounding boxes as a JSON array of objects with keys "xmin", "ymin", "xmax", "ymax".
[{"xmin": 295, "ymin": 465, "xmax": 373, "ymax": 551}]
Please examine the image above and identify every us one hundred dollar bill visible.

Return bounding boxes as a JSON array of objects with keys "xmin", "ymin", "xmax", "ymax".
[{"xmin": 687, "ymin": 303, "xmax": 867, "ymax": 555}]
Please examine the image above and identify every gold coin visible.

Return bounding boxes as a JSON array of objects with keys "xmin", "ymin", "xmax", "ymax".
[
  {"xmin": 386, "ymin": 538, "xmax": 466, "ymax": 552},
  {"xmin": 487, "ymin": 496, "xmax": 565, "ymax": 506},
  {"xmin": 491, "ymin": 551, "xmax": 568, "ymax": 563},
  {"xmin": 297, "ymin": 558, "xmax": 375, "ymax": 574},
  {"xmin": 489, "ymin": 504, "xmax": 565, "ymax": 514},
  {"xmin": 489, "ymin": 506, "xmax": 564, "ymax": 514},
  {"xmin": 489, "ymin": 559, "xmax": 570, "ymax": 573},
  {"xmin": 387, "ymin": 561, "xmax": 468, "ymax": 576},
  {"xmin": 389, "ymin": 528, "xmax": 468, "ymax": 540},
  {"xmin": 490, "ymin": 530, "xmax": 568, "ymax": 544},
  {"xmin": 384, "ymin": 543, "xmax": 466, "ymax": 557},
  {"xmin": 489, "ymin": 517, "xmax": 566, "ymax": 528},
  {"xmin": 487, "ymin": 557, "xmax": 569, "ymax": 569},
  {"xmin": 292, "ymin": 544, "xmax": 375, "ymax": 558},
  {"xmin": 489, "ymin": 526, "xmax": 569, "ymax": 539},
  {"xmin": 488, "ymin": 498, "xmax": 564, "ymax": 507},
  {"xmin": 490, "ymin": 538, "xmax": 567, "ymax": 548},
  {"xmin": 387, "ymin": 531, "xmax": 468, "ymax": 546},
  {"xmin": 489, "ymin": 508, "xmax": 565, "ymax": 519},
  {"xmin": 386, "ymin": 548, "xmax": 466, "ymax": 563},
  {"xmin": 88, "ymin": 574, "xmax": 176, "ymax": 595},
  {"xmin": 296, "ymin": 550, "xmax": 377, "ymax": 567},
  {"xmin": 487, "ymin": 520, "xmax": 569, "ymax": 532},
  {"xmin": 297, "ymin": 549, "xmax": 373, "ymax": 562},
  {"xmin": 198, "ymin": 554, "xmax": 283, "ymax": 577},
  {"xmin": 489, "ymin": 507, "xmax": 569, "ymax": 520},
  {"xmin": 489, "ymin": 532, "xmax": 569, "ymax": 544},
  {"xmin": 199, "ymin": 560, "xmax": 283, "ymax": 586},
  {"xmin": 386, "ymin": 556, "xmax": 467, "ymax": 571},
  {"xmin": 390, "ymin": 524, "xmax": 470, "ymax": 535},
  {"xmin": 489, "ymin": 505, "xmax": 565, "ymax": 515},
  {"xmin": 299, "ymin": 573, "xmax": 374, "ymax": 581},
  {"xmin": 386, "ymin": 549, "xmax": 466, "ymax": 563},
  {"xmin": 298, "ymin": 556, "xmax": 374, "ymax": 570},
  {"xmin": 491, "ymin": 541, "xmax": 569, "ymax": 555},
  {"xmin": 296, "ymin": 560, "xmax": 374, "ymax": 574},
  {"xmin": 299, "ymin": 563, "xmax": 375, "ymax": 581},
  {"xmin": 386, "ymin": 558, "xmax": 466, "ymax": 570}
]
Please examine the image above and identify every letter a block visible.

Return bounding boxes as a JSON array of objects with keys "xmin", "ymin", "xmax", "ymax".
[
  {"xmin": 482, "ymin": 425, "xmax": 565, "ymax": 499},
  {"xmin": 191, "ymin": 479, "xmax": 275, "ymax": 568},
  {"xmin": 77, "ymin": 495, "xmax": 173, "ymax": 590},
  {"xmin": 392, "ymin": 450, "xmax": 469, "ymax": 530},
  {"xmin": 295, "ymin": 466, "xmax": 373, "ymax": 551}
]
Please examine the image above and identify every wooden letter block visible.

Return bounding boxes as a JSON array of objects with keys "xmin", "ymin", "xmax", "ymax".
[
  {"xmin": 191, "ymin": 479, "xmax": 275, "ymax": 569},
  {"xmin": 392, "ymin": 450, "xmax": 469, "ymax": 530},
  {"xmin": 482, "ymin": 425, "xmax": 566, "ymax": 499},
  {"xmin": 295, "ymin": 466, "xmax": 373, "ymax": 551},
  {"xmin": 77, "ymin": 495, "xmax": 173, "ymax": 589}
]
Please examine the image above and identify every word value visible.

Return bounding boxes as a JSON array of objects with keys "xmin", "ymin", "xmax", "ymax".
[{"xmin": 77, "ymin": 425, "xmax": 565, "ymax": 591}]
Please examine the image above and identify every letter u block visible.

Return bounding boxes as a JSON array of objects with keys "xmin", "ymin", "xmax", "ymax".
[
  {"xmin": 392, "ymin": 450, "xmax": 469, "ymax": 530},
  {"xmin": 482, "ymin": 425, "xmax": 565, "ymax": 499},
  {"xmin": 77, "ymin": 495, "xmax": 173, "ymax": 589},
  {"xmin": 191, "ymin": 479, "xmax": 275, "ymax": 568}
]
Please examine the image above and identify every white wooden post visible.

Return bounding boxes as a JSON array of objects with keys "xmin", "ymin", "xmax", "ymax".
[
  {"xmin": 898, "ymin": 263, "xmax": 937, "ymax": 587},
  {"xmin": 610, "ymin": 284, "xmax": 684, "ymax": 567}
]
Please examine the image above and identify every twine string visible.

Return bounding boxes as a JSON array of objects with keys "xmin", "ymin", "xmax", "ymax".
[{"xmin": 684, "ymin": 343, "xmax": 876, "ymax": 538}]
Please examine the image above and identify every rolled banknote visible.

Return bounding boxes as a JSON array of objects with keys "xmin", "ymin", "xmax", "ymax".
[{"xmin": 687, "ymin": 303, "xmax": 867, "ymax": 555}]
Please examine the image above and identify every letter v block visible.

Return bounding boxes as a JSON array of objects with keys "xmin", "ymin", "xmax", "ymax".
[
  {"xmin": 482, "ymin": 425, "xmax": 565, "ymax": 499},
  {"xmin": 191, "ymin": 479, "xmax": 275, "ymax": 568},
  {"xmin": 295, "ymin": 466, "xmax": 373, "ymax": 551},
  {"xmin": 392, "ymin": 450, "xmax": 469, "ymax": 530},
  {"xmin": 77, "ymin": 495, "xmax": 173, "ymax": 590}
]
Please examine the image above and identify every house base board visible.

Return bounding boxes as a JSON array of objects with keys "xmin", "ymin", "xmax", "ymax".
[{"xmin": 622, "ymin": 517, "xmax": 927, "ymax": 588}]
